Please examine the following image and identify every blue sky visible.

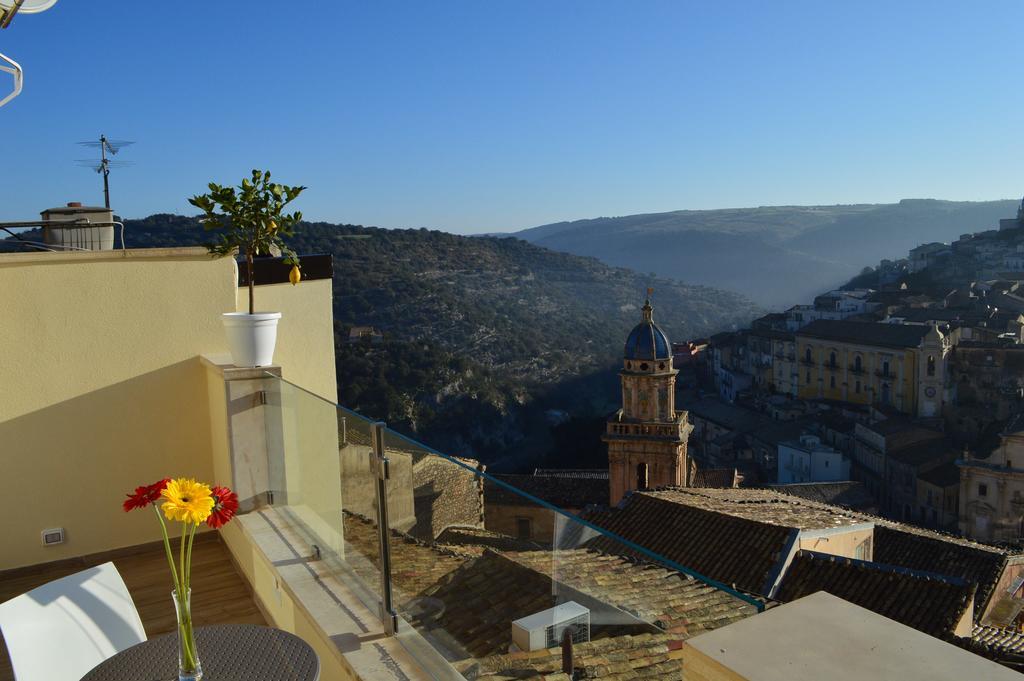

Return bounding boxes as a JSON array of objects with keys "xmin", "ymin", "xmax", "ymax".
[{"xmin": 1, "ymin": 1, "xmax": 1022, "ymax": 233}]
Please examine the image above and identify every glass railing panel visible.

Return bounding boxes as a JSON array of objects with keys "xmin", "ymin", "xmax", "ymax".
[
  {"xmin": 379, "ymin": 426, "xmax": 764, "ymax": 679},
  {"xmin": 263, "ymin": 374, "xmax": 382, "ymax": 615},
  {"xmin": 260, "ymin": 374, "xmax": 763, "ymax": 679}
]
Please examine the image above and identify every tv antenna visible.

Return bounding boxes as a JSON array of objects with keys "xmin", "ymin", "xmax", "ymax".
[
  {"xmin": 0, "ymin": 1, "xmax": 59, "ymax": 107},
  {"xmin": 76, "ymin": 135, "xmax": 135, "ymax": 209}
]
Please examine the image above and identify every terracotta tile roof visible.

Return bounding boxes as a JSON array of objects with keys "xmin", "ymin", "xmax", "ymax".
[
  {"xmin": 582, "ymin": 492, "xmax": 798, "ymax": 594},
  {"xmin": 871, "ymin": 524, "xmax": 1012, "ymax": 615},
  {"xmin": 918, "ymin": 461, "xmax": 962, "ymax": 488},
  {"xmin": 637, "ymin": 487, "xmax": 867, "ymax": 530},
  {"xmin": 533, "ymin": 469, "xmax": 610, "ymax": 480},
  {"xmin": 434, "ymin": 526, "xmax": 542, "ymax": 555},
  {"xmin": 766, "ymin": 481, "xmax": 878, "ymax": 512},
  {"xmin": 887, "ymin": 438, "xmax": 958, "ymax": 467},
  {"xmin": 408, "ymin": 550, "xmax": 570, "ymax": 659},
  {"xmin": 343, "ymin": 513, "xmax": 755, "ymax": 667},
  {"xmin": 974, "ymin": 625, "xmax": 1024, "ymax": 654},
  {"xmin": 684, "ymin": 398, "xmax": 774, "ymax": 433},
  {"xmin": 775, "ymin": 551, "xmax": 975, "ymax": 638},
  {"xmin": 957, "ymin": 625, "xmax": 1024, "ymax": 673},
  {"xmin": 797, "ymin": 319, "xmax": 932, "ymax": 349},
  {"xmin": 506, "ymin": 550, "xmax": 758, "ymax": 637},
  {"xmin": 465, "ymin": 633, "xmax": 684, "ymax": 680},
  {"xmin": 486, "ymin": 473, "xmax": 608, "ymax": 509},
  {"xmin": 343, "ymin": 513, "xmax": 467, "ymax": 594},
  {"xmin": 690, "ymin": 467, "xmax": 738, "ymax": 488}
]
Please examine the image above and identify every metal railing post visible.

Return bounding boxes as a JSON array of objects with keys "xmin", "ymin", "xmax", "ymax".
[{"xmin": 371, "ymin": 422, "xmax": 399, "ymax": 635}]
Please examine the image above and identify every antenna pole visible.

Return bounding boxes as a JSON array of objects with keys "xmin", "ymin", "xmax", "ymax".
[{"xmin": 100, "ymin": 134, "xmax": 110, "ymax": 209}]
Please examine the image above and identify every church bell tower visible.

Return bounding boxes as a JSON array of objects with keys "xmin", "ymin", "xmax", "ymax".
[{"xmin": 604, "ymin": 293, "xmax": 692, "ymax": 505}]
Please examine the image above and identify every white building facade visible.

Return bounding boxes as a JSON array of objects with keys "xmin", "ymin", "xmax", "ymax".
[{"xmin": 778, "ymin": 434, "xmax": 851, "ymax": 484}]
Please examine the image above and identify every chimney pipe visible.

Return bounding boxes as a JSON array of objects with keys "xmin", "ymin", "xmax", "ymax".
[
  {"xmin": 66, "ymin": 201, "xmax": 82, "ymax": 207},
  {"xmin": 561, "ymin": 629, "xmax": 574, "ymax": 677}
]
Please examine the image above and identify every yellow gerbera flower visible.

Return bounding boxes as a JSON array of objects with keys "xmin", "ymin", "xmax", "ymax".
[{"xmin": 161, "ymin": 478, "xmax": 215, "ymax": 525}]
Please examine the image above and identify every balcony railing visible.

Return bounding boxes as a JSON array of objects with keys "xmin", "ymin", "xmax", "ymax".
[{"xmin": 260, "ymin": 373, "xmax": 763, "ymax": 678}]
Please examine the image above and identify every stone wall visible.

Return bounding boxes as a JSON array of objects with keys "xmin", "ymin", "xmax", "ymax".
[{"xmin": 408, "ymin": 454, "xmax": 485, "ymax": 540}]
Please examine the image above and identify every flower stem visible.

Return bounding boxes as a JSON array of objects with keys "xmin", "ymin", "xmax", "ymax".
[
  {"xmin": 154, "ymin": 506, "xmax": 180, "ymax": 594},
  {"xmin": 179, "ymin": 520, "xmax": 187, "ymax": 598},
  {"xmin": 185, "ymin": 522, "xmax": 197, "ymax": 594},
  {"xmin": 177, "ymin": 524, "xmax": 199, "ymax": 674}
]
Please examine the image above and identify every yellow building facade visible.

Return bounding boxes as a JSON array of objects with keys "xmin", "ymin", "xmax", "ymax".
[{"xmin": 794, "ymin": 320, "xmax": 948, "ymax": 417}]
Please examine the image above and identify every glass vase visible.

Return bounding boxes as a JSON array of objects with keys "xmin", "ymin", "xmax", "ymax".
[{"xmin": 172, "ymin": 588, "xmax": 202, "ymax": 681}]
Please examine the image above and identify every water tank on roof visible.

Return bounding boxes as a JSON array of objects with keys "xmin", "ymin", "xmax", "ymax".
[{"xmin": 41, "ymin": 202, "xmax": 115, "ymax": 250}]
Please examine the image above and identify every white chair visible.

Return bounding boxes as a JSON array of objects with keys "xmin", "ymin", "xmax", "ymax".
[{"xmin": 0, "ymin": 561, "xmax": 147, "ymax": 681}]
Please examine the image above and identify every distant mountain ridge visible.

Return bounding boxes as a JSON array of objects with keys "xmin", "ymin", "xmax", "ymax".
[{"xmin": 514, "ymin": 199, "xmax": 1020, "ymax": 309}]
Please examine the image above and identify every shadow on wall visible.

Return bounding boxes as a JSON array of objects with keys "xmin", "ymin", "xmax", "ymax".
[{"xmin": 0, "ymin": 358, "xmax": 217, "ymax": 571}]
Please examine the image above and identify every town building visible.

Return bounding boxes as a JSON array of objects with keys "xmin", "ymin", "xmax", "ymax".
[
  {"xmin": 948, "ymin": 340, "xmax": 1024, "ymax": 438},
  {"xmin": 851, "ymin": 417, "xmax": 945, "ymax": 513},
  {"xmin": 909, "ymin": 241, "xmax": 952, "ymax": 273},
  {"xmin": 999, "ymin": 197, "xmax": 1024, "ymax": 231},
  {"xmin": 795, "ymin": 319, "xmax": 950, "ymax": 417},
  {"xmin": 777, "ymin": 433, "xmax": 851, "ymax": 484},
  {"xmin": 918, "ymin": 461, "xmax": 962, "ymax": 531},
  {"xmin": 603, "ymin": 296, "xmax": 692, "ymax": 505},
  {"xmin": 747, "ymin": 327, "xmax": 797, "ymax": 396},
  {"xmin": 959, "ymin": 415, "xmax": 1024, "ymax": 542},
  {"xmin": 781, "ymin": 289, "xmax": 881, "ymax": 332},
  {"xmin": 347, "ymin": 325, "xmax": 384, "ymax": 344},
  {"xmin": 885, "ymin": 438, "xmax": 960, "ymax": 525}
]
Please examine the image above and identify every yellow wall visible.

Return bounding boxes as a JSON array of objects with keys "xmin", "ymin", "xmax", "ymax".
[
  {"xmin": 795, "ymin": 337, "xmax": 918, "ymax": 414},
  {"xmin": 0, "ymin": 249, "xmax": 235, "ymax": 570},
  {"xmin": 0, "ymin": 248, "xmax": 337, "ymax": 571},
  {"xmin": 680, "ymin": 644, "xmax": 748, "ymax": 681},
  {"xmin": 798, "ymin": 527, "xmax": 874, "ymax": 560}
]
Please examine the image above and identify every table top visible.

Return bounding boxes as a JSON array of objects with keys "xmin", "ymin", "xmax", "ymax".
[{"xmin": 80, "ymin": 623, "xmax": 320, "ymax": 681}]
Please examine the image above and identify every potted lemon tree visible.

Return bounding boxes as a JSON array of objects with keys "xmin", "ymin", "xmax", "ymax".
[{"xmin": 189, "ymin": 169, "xmax": 305, "ymax": 367}]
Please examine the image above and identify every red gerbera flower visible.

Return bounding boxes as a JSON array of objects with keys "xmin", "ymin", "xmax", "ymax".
[
  {"xmin": 123, "ymin": 478, "xmax": 171, "ymax": 512},
  {"xmin": 206, "ymin": 485, "xmax": 239, "ymax": 528}
]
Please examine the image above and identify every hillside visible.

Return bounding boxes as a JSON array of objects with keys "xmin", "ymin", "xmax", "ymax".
[
  {"xmin": 96, "ymin": 214, "xmax": 760, "ymax": 468},
  {"xmin": 515, "ymin": 199, "xmax": 1019, "ymax": 309}
]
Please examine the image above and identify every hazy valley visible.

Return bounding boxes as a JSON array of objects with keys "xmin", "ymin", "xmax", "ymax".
[{"xmin": 514, "ymin": 199, "xmax": 1020, "ymax": 308}]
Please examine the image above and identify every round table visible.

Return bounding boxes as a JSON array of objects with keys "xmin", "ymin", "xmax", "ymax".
[{"xmin": 80, "ymin": 624, "xmax": 320, "ymax": 681}]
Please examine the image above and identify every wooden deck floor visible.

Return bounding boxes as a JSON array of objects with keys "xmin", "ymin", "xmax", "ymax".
[{"xmin": 0, "ymin": 534, "xmax": 265, "ymax": 681}]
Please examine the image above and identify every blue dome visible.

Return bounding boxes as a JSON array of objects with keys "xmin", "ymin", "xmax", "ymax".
[{"xmin": 624, "ymin": 299, "xmax": 671, "ymax": 360}]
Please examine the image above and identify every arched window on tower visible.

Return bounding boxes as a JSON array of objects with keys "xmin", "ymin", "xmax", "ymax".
[
  {"xmin": 805, "ymin": 347, "xmax": 812, "ymax": 363},
  {"xmin": 829, "ymin": 351, "xmax": 837, "ymax": 368},
  {"xmin": 854, "ymin": 355, "xmax": 862, "ymax": 372},
  {"xmin": 636, "ymin": 463, "xmax": 649, "ymax": 491},
  {"xmin": 927, "ymin": 355, "xmax": 936, "ymax": 377}
]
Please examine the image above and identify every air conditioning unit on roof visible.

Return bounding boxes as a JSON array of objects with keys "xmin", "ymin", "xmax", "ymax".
[{"xmin": 511, "ymin": 601, "xmax": 590, "ymax": 652}]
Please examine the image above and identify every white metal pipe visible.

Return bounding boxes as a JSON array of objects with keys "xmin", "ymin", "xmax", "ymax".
[{"xmin": 0, "ymin": 50, "xmax": 23, "ymax": 107}]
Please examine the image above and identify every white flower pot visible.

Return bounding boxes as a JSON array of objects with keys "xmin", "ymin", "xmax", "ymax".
[{"xmin": 221, "ymin": 312, "xmax": 282, "ymax": 367}]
